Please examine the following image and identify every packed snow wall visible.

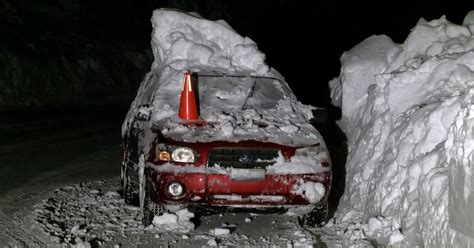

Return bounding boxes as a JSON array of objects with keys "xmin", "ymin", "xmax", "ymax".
[{"xmin": 330, "ymin": 12, "xmax": 474, "ymax": 246}]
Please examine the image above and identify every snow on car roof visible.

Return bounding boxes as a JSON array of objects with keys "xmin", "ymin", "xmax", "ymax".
[{"xmin": 123, "ymin": 9, "xmax": 322, "ymax": 147}]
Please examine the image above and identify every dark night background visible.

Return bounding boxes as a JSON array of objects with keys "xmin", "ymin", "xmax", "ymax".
[
  {"xmin": 1, "ymin": 0, "xmax": 473, "ymax": 110},
  {"xmin": 0, "ymin": 0, "xmax": 473, "ymax": 230}
]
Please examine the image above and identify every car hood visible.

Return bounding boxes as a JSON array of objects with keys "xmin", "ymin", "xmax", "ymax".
[{"xmin": 150, "ymin": 99, "xmax": 322, "ymax": 147}]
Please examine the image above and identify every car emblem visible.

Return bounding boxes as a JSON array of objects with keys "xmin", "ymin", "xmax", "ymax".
[{"xmin": 239, "ymin": 154, "xmax": 253, "ymax": 163}]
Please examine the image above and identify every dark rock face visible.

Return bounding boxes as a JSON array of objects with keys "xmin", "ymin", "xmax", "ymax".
[
  {"xmin": 0, "ymin": 0, "xmax": 155, "ymax": 108},
  {"xmin": 0, "ymin": 49, "xmax": 152, "ymax": 107}
]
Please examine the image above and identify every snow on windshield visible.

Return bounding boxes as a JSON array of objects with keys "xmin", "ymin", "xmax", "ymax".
[
  {"xmin": 329, "ymin": 13, "xmax": 474, "ymax": 246},
  {"xmin": 122, "ymin": 9, "xmax": 321, "ymax": 147},
  {"xmin": 198, "ymin": 75, "xmax": 287, "ymax": 114}
]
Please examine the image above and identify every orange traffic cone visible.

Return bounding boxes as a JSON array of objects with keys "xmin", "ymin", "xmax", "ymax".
[{"xmin": 178, "ymin": 71, "xmax": 200, "ymax": 121}]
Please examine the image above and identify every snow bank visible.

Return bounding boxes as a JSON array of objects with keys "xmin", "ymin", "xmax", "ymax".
[
  {"xmin": 122, "ymin": 9, "xmax": 321, "ymax": 149},
  {"xmin": 330, "ymin": 13, "xmax": 474, "ymax": 246}
]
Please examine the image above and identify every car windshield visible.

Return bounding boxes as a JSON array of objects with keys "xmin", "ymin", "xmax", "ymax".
[{"xmin": 197, "ymin": 75, "xmax": 288, "ymax": 113}]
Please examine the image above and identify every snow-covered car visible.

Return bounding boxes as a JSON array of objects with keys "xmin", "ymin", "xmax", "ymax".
[{"xmin": 120, "ymin": 9, "xmax": 332, "ymax": 227}]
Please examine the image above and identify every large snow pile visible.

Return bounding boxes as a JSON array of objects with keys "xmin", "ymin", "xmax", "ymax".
[
  {"xmin": 122, "ymin": 9, "xmax": 321, "ymax": 148},
  {"xmin": 150, "ymin": 10, "xmax": 269, "ymax": 74},
  {"xmin": 330, "ymin": 12, "xmax": 474, "ymax": 246}
]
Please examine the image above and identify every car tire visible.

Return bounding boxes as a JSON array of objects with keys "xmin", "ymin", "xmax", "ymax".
[
  {"xmin": 142, "ymin": 179, "xmax": 164, "ymax": 226},
  {"xmin": 298, "ymin": 203, "xmax": 328, "ymax": 228},
  {"xmin": 122, "ymin": 163, "xmax": 138, "ymax": 206}
]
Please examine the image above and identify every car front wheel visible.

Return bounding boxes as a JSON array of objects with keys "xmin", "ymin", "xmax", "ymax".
[
  {"xmin": 122, "ymin": 163, "xmax": 139, "ymax": 206},
  {"xmin": 142, "ymin": 179, "xmax": 164, "ymax": 226}
]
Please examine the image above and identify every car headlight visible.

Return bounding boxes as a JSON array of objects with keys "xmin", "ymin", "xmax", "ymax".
[
  {"xmin": 155, "ymin": 144, "xmax": 196, "ymax": 163},
  {"xmin": 171, "ymin": 147, "xmax": 195, "ymax": 163}
]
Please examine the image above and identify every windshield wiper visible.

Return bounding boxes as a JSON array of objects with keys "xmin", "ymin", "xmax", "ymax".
[{"xmin": 241, "ymin": 80, "xmax": 257, "ymax": 110}]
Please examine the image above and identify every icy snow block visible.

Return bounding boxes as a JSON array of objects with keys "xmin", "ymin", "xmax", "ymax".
[
  {"xmin": 448, "ymin": 92, "xmax": 474, "ymax": 239},
  {"xmin": 338, "ymin": 35, "xmax": 400, "ymax": 122},
  {"xmin": 463, "ymin": 10, "xmax": 474, "ymax": 26},
  {"xmin": 151, "ymin": 209, "xmax": 195, "ymax": 233},
  {"xmin": 150, "ymin": 9, "xmax": 269, "ymax": 74}
]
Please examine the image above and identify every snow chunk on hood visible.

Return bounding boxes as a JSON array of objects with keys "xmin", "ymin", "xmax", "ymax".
[
  {"xmin": 157, "ymin": 96, "xmax": 320, "ymax": 147},
  {"xmin": 330, "ymin": 13, "xmax": 474, "ymax": 246}
]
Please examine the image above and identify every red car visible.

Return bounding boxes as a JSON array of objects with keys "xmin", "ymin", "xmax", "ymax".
[{"xmin": 120, "ymin": 72, "xmax": 331, "ymax": 227}]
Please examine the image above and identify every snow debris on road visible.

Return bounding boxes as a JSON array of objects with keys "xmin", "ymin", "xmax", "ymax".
[
  {"xmin": 70, "ymin": 237, "xmax": 92, "ymax": 248},
  {"xmin": 34, "ymin": 180, "xmax": 142, "ymax": 245},
  {"xmin": 330, "ymin": 12, "xmax": 474, "ymax": 246},
  {"xmin": 209, "ymin": 227, "xmax": 230, "ymax": 236},
  {"xmin": 321, "ymin": 211, "xmax": 403, "ymax": 246},
  {"xmin": 151, "ymin": 209, "xmax": 195, "ymax": 233},
  {"xmin": 207, "ymin": 238, "xmax": 218, "ymax": 246}
]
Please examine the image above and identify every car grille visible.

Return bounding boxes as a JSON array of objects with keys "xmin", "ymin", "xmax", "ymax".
[
  {"xmin": 212, "ymin": 194, "xmax": 285, "ymax": 202},
  {"xmin": 208, "ymin": 148, "xmax": 279, "ymax": 169}
]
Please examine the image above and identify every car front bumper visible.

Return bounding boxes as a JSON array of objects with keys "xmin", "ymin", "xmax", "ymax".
[{"xmin": 147, "ymin": 163, "xmax": 331, "ymax": 207}]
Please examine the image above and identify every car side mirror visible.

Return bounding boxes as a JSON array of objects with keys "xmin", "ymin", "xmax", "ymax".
[{"xmin": 136, "ymin": 105, "xmax": 151, "ymax": 121}]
